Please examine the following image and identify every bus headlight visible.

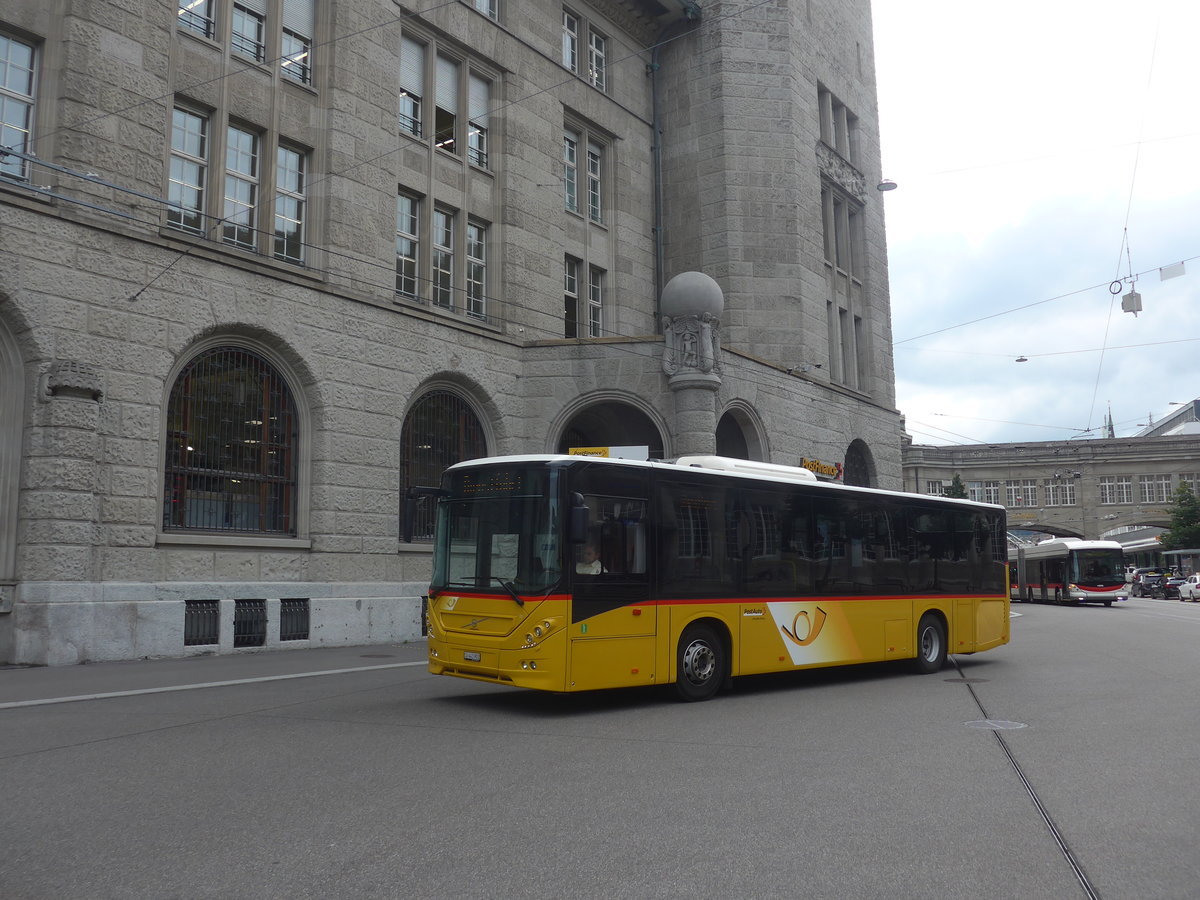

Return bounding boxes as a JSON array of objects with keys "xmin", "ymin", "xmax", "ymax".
[{"xmin": 519, "ymin": 617, "xmax": 562, "ymax": 649}]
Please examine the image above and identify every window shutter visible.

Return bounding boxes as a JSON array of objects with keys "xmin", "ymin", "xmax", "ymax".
[
  {"xmin": 282, "ymin": 0, "xmax": 314, "ymax": 35},
  {"xmin": 436, "ymin": 56, "xmax": 458, "ymax": 112},
  {"xmin": 400, "ymin": 36, "xmax": 425, "ymax": 95},
  {"xmin": 239, "ymin": 0, "xmax": 267, "ymax": 15},
  {"xmin": 468, "ymin": 75, "xmax": 489, "ymax": 124}
]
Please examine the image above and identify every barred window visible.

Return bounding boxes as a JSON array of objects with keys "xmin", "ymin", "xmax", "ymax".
[
  {"xmin": 177, "ymin": 0, "xmax": 215, "ymax": 39},
  {"xmin": 232, "ymin": 2, "xmax": 267, "ymax": 63},
  {"xmin": 164, "ymin": 346, "xmax": 298, "ymax": 535},
  {"xmin": 401, "ymin": 390, "xmax": 487, "ymax": 540}
]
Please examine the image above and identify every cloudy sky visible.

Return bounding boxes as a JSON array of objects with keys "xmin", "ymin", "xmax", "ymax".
[{"xmin": 871, "ymin": 0, "xmax": 1200, "ymax": 445}]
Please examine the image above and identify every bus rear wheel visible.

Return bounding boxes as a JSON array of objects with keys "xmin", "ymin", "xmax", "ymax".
[
  {"xmin": 912, "ymin": 614, "xmax": 947, "ymax": 675},
  {"xmin": 675, "ymin": 624, "xmax": 726, "ymax": 702}
]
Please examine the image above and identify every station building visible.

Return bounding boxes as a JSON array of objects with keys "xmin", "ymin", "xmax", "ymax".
[
  {"xmin": 901, "ymin": 400, "xmax": 1200, "ymax": 566},
  {"xmin": 0, "ymin": 0, "xmax": 902, "ymax": 664}
]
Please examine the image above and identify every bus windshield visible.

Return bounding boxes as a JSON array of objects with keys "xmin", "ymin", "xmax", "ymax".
[
  {"xmin": 431, "ymin": 465, "xmax": 562, "ymax": 595},
  {"xmin": 1071, "ymin": 549, "xmax": 1124, "ymax": 584}
]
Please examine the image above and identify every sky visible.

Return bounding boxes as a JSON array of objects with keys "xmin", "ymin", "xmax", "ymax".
[{"xmin": 871, "ymin": 0, "xmax": 1200, "ymax": 445}]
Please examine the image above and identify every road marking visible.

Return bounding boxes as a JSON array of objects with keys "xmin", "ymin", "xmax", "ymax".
[{"xmin": 0, "ymin": 660, "xmax": 427, "ymax": 710}]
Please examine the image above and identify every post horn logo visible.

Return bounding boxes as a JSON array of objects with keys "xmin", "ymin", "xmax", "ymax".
[{"xmin": 782, "ymin": 606, "xmax": 828, "ymax": 647}]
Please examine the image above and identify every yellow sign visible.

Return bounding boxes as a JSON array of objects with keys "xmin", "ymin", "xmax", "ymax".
[
  {"xmin": 800, "ymin": 457, "xmax": 843, "ymax": 480},
  {"xmin": 568, "ymin": 446, "xmax": 650, "ymax": 460}
]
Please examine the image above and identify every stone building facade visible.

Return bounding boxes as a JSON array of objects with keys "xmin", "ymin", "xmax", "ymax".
[
  {"xmin": 902, "ymin": 429, "xmax": 1200, "ymax": 541},
  {"xmin": 0, "ymin": 0, "xmax": 902, "ymax": 664}
]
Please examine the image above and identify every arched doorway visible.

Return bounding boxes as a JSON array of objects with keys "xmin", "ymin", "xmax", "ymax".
[
  {"xmin": 556, "ymin": 400, "xmax": 665, "ymax": 459},
  {"xmin": 715, "ymin": 404, "xmax": 766, "ymax": 461}
]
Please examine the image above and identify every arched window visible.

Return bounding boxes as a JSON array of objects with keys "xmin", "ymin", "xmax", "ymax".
[
  {"xmin": 163, "ymin": 346, "xmax": 299, "ymax": 535},
  {"xmin": 401, "ymin": 389, "xmax": 487, "ymax": 540},
  {"xmin": 843, "ymin": 439, "xmax": 876, "ymax": 488}
]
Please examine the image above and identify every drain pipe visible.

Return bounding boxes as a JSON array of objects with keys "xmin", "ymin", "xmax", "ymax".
[{"xmin": 648, "ymin": 3, "xmax": 701, "ymax": 327}]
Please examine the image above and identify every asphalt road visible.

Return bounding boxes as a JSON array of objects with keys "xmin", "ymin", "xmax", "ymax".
[{"xmin": 2, "ymin": 596, "xmax": 1199, "ymax": 900}]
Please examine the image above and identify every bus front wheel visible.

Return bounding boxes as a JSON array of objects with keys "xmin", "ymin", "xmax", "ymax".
[
  {"xmin": 675, "ymin": 624, "xmax": 726, "ymax": 702},
  {"xmin": 912, "ymin": 614, "xmax": 947, "ymax": 675}
]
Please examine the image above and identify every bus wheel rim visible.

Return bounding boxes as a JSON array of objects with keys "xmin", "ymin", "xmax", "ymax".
[
  {"xmin": 682, "ymin": 640, "xmax": 716, "ymax": 685},
  {"xmin": 921, "ymin": 626, "xmax": 939, "ymax": 661}
]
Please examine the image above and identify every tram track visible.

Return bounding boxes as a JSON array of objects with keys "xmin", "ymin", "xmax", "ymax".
[{"xmin": 951, "ymin": 656, "xmax": 1102, "ymax": 900}]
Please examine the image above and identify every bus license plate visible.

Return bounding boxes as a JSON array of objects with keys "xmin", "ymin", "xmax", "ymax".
[{"xmin": 463, "ymin": 651, "xmax": 481, "ymax": 662}]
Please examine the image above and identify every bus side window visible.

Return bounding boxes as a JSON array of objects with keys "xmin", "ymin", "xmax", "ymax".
[{"xmin": 576, "ymin": 495, "xmax": 648, "ymax": 578}]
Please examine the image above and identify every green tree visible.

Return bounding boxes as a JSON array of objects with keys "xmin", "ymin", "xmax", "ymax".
[
  {"xmin": 943, "ymin": 473, "xmax": 968, "ymax": 499},
  {"xmin": 1161, "ymin": 483, "xmax": 1200, "ymax": 550}
]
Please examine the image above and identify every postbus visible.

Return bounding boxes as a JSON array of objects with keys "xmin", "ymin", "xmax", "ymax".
[
  {"xmin": 415, "ymin": 454, "xmax": 1010, "ymax": 701},
  {"xmin": 1007, "ymin": 538, "xmax": 1126, "ymax": 606}
]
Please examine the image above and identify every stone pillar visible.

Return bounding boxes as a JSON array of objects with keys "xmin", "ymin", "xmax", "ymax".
[
  {"xmin": 660, "ymin": 272, "xmax": 724, "ymax": 458},
  {"xmin": 23, "ymin": 361, "xmax": 106, "ymax": 585}
]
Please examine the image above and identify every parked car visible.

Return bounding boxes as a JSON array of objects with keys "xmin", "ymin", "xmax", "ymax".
[
  {"xmin": 1161, "ymin": 576, "xmax": 1187, "ymax": 599},
  {"xmin": 1178, "ymin": 574, "xmax": 1200, "ymax": 602},
  {"xmin": 1131, "ymin": 567, "xmax": 1167, "ymax": 597},
  {"xmin": 1140, "ymin": 574, "xmax": 1167, "ymax": 598}
]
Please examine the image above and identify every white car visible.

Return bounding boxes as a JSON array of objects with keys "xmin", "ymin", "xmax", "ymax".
[{"xmin": 1179, "ymin": 574, "xmax": 1200, "ymax": 602}]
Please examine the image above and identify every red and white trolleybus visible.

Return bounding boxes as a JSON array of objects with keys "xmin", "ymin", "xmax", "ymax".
[{"xmin": 1008, "ymin": 538, "xmax": 1127, "ymax": 606}]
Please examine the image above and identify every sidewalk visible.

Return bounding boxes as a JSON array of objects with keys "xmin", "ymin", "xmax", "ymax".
[{"xmin": 0, "ymin": 640, "xmax": 429, "ymax": 707}]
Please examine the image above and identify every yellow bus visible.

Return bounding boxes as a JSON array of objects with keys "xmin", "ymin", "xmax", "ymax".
[{"xmin": 415, "ymin": 454, "xmax": 1009, "ymax": 701}]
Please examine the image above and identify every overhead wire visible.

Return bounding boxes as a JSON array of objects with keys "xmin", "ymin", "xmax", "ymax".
[
  {"xmin": 4, "ymin": 0, "xmax": 883, "ymax": 413},
  {"xmin": 8, "ymin": 0, "xmax": 1188, "ymax": 440}
]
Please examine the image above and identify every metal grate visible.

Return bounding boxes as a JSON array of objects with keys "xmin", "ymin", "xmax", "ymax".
[
  {"xmin": 400, "ymin": 390, "xmax": 486, "ymax": 540},
  {"xmin": 184, "ymin": 599, "xmax": 220, "ymax": 646},
  {"xmin": 163, "ymin": 345, "xmax": 298, "ymax": 535},
  {"xmin": 279, "ymin": 598, "xmax": 310, "ymax": 641},
  {"xmin": 233, "ymin": 599, "xmax": 267, "ymax": 647}
]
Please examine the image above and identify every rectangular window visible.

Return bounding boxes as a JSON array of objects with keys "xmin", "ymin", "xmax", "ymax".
[
  {"xmin": 466, "ymin": 221, "xmax": 486, "ymax": 320},
  {"xmin": 467, "ymin": 74, "xmax": 489, "ymax": 167},
  {"xmin": 925, "ymin": 481, "xmax": 946, "ymax": 496},
  {"xmin": 562, "ymin": 10, "xmax": 579, "ymax": 72},
  {"xmin": 818, "ymin": 84, "xmax": 858, "ymax": 165},
  {"xmin": 273, "ymin": 144, "xmax": 305, "ymax": 263},
  {"xmin": 177, "ymin": 0, "xmax": 216, "ymax": 39},
  {"xmin": 587, "ymin": 267, "xmax": 603, "ymax": 338},
  {"xmin": 396, "ymin": 192, "xmax": 420, "ymax": 298},
  {"xmin": 434, "ymin": 55, "xmax": 459, "ymax": 153},
  {"xmin": 982, "ymin": 481, "xmax": 1000, "ymax": 505},
  {"xmin": 223, "ymin": 125, "xmax": 259, "ymax": 248},
  {"xmin": 1139, "ymin": 474, "xmax": 1172, "ymax": 504},
  {"xmin": 563, "ymin": 130, "xmax": 578, "ymax": 213},
  {"xmin": 563, "ymin": 257, "xmax": 579, "ymax": 338},
  {"xmin": 473, "ymin": 0, "xmax": 498, "ymax": 19},
  {"xmin": 281, "ymin": 0, "xmax": 314, "ymax": 84},
  {"xmin": 1100, "ymin": 476, "xmax": 1134, "ymax": 505},
  {"xmin": 232, "ymin": 2, "xmax": 267, "ymax": 63},
  {"xmin": 1043, "ymin": 479, "xmax": 1077, "ymax": 506},
  {"xmin": 168, "ymin": 107, "xmax": 208, "ymax": 233},
  {"xmin": 1005, "ymin": 480, "xmax": 1037, "ymax": 507},
  {"xmin": 1180, "ymin": 473, "xmax": 1199, "ymax": 497},
  {"xmin": 586, "ymin": 141, "xmax": 602, "ymax": 223},
  {"xmin": 588, "ymin": 28, "xmax": 607, "ymax": 90},
  {"xmin": 399, "ymin": 36, "xmax": 424, "ymax": 137},
  {"xmin": 967, "ymin": 482, "xmax": 983, "ymax": 503},
  {"xmin": 281, "ymin": 30, "xmax": 311, "ymax": 84},
  {"xmin": 822, "ymin": 188, "xmax": 860, "ymax": 275},
  {"xmin": 432, "ymin": 208, "xmax": 454, "ymax": 309},
  {"xmin": 0, "ymin": 33, "xmax": 36, "ymax": 182}
]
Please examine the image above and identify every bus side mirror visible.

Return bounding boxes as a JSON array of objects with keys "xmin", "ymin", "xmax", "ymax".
[{"xmin": 569, "ymin": 492, "xmax": 589, "ymax": 544}]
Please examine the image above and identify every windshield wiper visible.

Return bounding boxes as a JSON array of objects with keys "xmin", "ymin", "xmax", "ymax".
[
  {"xmin": 438, "ymin": 577, "xmax": 524, "ymax": 605},
  {"xmin": 492, "ymin": 577, "xmax": 524, "ymax": 606}
]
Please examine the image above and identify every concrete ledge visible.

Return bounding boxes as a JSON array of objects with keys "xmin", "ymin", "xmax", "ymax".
[{"xmin": 4, "ymin": 582, "xmax": 428, "ymax": 666}]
